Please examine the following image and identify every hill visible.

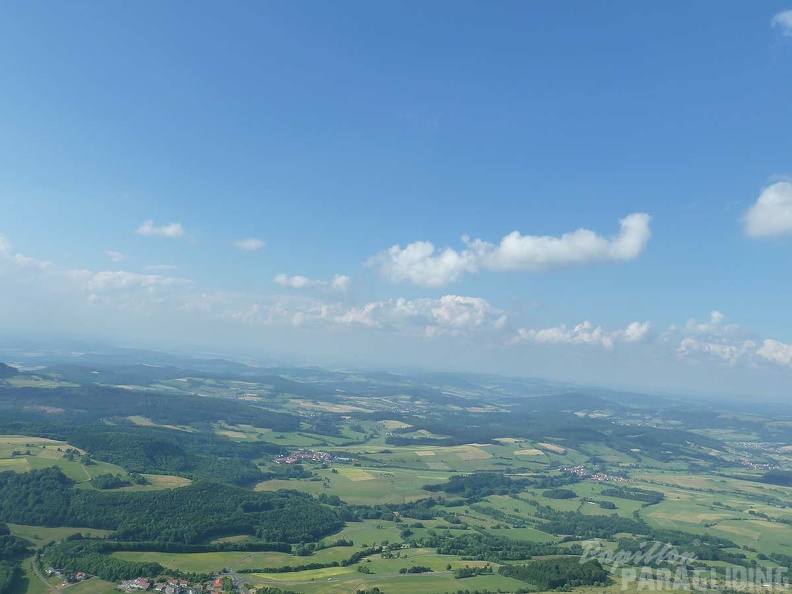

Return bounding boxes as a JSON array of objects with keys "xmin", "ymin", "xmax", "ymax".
[{"xmin": 0, "ymin": 363, "xmax": 18, "ymax": 379}]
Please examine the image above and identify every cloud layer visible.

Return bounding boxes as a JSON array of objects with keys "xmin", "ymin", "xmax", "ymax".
[
  {"xmin": 368, "ymin": 213, "xmax": 652, "ymax": 287},
  {"xmin": 3, "ymin": 230, "xmax": 792, "ymax": 382},
  {"xmin": 743, "ymin": 182, "xmax": 792, "ymax": 237},
  {"xmin": 274, "ymin": 273, "xmax": 351, "ymax": 292},
  {"xmin": 772, "ymin": 10, "xmax": 792, "ymax": 36},
  {"xmin": 136, "ymin": 220, "xmax": 186, "ymax": 239},
  {"xmin": 233, "ymin": 238, "xmax": 266, "ymax": 251},
  {"xmin": 513, "ymin": 319, "xmax": 652, "ymax": 350}
]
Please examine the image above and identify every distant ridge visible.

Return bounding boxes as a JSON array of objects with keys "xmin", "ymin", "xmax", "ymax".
[{"xmin": 0, "ymin": 362, "xmax": 19, "ymax": 378}]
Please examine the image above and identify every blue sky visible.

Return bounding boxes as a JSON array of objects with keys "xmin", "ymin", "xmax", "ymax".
[{"xmin": 2, "ymin": 2, "xmax": 792, "ymax": 396}]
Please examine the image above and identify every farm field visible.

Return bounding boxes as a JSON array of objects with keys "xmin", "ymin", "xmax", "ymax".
[
  {"xmin": 9, "ymin": 524, "xmax": 113, "ymax": 548},
  {"xmin": 2, "ymin": 355, "xmax": 792, "ymax": 594},
  {"xmin": 112, "ymin": 551, "xmax": 255, "ymax": 574}
]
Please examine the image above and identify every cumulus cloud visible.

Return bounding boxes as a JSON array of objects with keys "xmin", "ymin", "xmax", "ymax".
[
  {"xmin": 0, "ymin": 233, "xmax": 190, "ymax": 314},
  {"xmin": 743, "ymin": 182, "xmax": 792, "ymax": 237},
  {"xmin": 513, "ymin": 319, "xmax": 652, "ymax": 350},
  {"xmin": 247, "ymin": 294, "xmax": 507, "ymax": 338},
  {"xmin": 672, "ymin": 311, "xmax": 757, "ymax": 367},
  {"xmin": 135, "ymin": 220, "xmax": 186, "ymax": 239},
  {"xmin": 78, "ymin": 270, "xmax": 190, "ymax": 292},
  {"xmin": 756, "ymin": 339, "xmax": 792, "ymax": 367},
  {"xmin": 368, "ymin": 213, "xmax": 652, "ymax": 287},
  {"xmin": 274, "ymin": 273, "xmax": 350, "ymax": 292},
  {"xmin": 0, "ymin": 236, "xmax": 54, "ymax": 270},
  {"xmin": 347, "ymin": 294, "xmax": 507, "ymax": 337},
  {"xmin": 233, "ymin": 238, "xmax": 266, "ymax": 251},
  {"xmin": 106, "ymin": 250, "xmax": 125, "ymax": 262},
  {"xmin": 772, "ymin": 10, "xmax": 792, "ymax": 36}
]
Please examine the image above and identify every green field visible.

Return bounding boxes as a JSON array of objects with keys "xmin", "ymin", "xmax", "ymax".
[
  {"xmin": 9, "ymin": 524, "xmax": 113, "ymax": 548},
  {"xmin": 4, "ymin": 362, "xmax": 792, "ymax": 594},
  {"xmin": 257, "ymin": 466, "xmax": 447, "ymax": 505},
  {"xmin": 247, "ymin": 568, "xmax": 526, "ymax": 594},
  {"xmin": 113, "ymin": 551, "xmax": 254, "ymax": 573}
]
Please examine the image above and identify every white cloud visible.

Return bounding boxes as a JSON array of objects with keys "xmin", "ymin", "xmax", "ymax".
[
  {"xmin": 221, "ymin": 293, "xmax": 507, "ymax": 339},
  {"xmin": 677, "ymin": 336, "xmax": 757, "ymax": 367},
  {"xmin": 0, "ymin": 236, "xmax": 54, "ymax": 270},
  {"xmin": 368, "ymin": 241, "xmax": 478, "ymax": 288},
  {"xmin": 330, "ymin": 275, "xmax": 351, "ymax": 292},
  {"xmin": 79, "ymin": 270, "xmax": 190, "ymax": 292},
  {"xmin": 329, "ymin": 295, "xmax": 506, "ymax": 337},
  {"xmin": 616, "ymin": 321, "xmax": 653, "ymax": 343},
  {"xmin": 0, "ymin": 233, "xmax": 191, "ymax": 315},
  {"xmin": 106, "ymin": 250, "xmax": 125, "ymax": 262},
  {"xmin": 274, "ymin": 273, "xmax": 351, "ymax": 292},
  {"xmin": 756, "ymin": 339, "xmax": 792, "ymax": 367},
  {"xmin": 135, "ymin": 219, "xmax": 186, "ymax": 239},
  {"xmin": 233, "ymin": 238, "xmax": 266, "ymax": 251},
  {"xmin": 513, "ymin": 319, "xmax": 652, "ymax": 350},
  {"xmin": 772, "ymin": 10, "xmax": 792, "ymax": 36},
  {"xmin": 672, "ymin": 311, "xmax": 757, "ymax": 367},
  {"xmin": 743, "ymin": 182, "xmax": 792, "ymax": 237},
  {"xmin": 368, "ymin": 213, "xmax": 652, "ymax": 287}
]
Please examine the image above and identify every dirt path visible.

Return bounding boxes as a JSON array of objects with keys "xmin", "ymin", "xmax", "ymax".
[{"xmin": 29, "ymin": 557, "xmax": 58, "ymax": 593}]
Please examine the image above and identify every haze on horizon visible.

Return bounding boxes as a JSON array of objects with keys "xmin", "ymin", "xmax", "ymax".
[{"xmin": 1, "ymin": 2, "xmax": 792, "ymax": 398}]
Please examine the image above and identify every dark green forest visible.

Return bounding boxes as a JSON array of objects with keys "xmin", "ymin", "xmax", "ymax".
[{"xmin": 0, "ymin": 468, "xmax": 342, "ymax": 543}]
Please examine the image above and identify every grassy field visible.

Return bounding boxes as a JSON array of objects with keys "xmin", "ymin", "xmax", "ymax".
[
  {"xmin": 5, "ymin": 380, "xmax": 792, "ymax": 594},
  {"xmin": 0, "ymin": 435, "xmax": 129, "ymax": 485},
  {"xmin": 246, "ymin": 567, "xmax": 526, "ymax": 594},
  {"xmin": 117, "ymin": 474, "xmax": 192, "ymax": 491},
  {"xmin": 257, "ymin": 467, "xmax": 446, "ymax": 505},
  {"xmin": 112, "ymin": 551, "xmax": 254, "ymax": 574},
  {"xmin": 9, "ymin": 524, "xmax": 113, "ymax": 548},
  {"xmin": 67, "ymin": 578, "xmax": 118, "ymax": 594}
]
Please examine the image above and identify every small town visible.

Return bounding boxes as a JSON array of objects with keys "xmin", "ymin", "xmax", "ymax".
[
  {"xmin": 273, "ymin": 449, "xmax": 353, "ymax": 465},
  {"xmin": 563, "ymin": 465, "xmax": 630, "ymax": 482},
  {"xmin": 118, "ymin": 577, "xmax": 207, "ymax": 594}
]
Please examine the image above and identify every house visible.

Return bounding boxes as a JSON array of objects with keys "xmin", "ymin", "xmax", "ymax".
[
  {"xmin": 75, "ymin": 572, "xmax": 88, "ymax": 581},
  {"xmin": 212, "ymin": 579, "xmax": 224, "ymax": 589},
  {"xmin": 131, "ymin": 578, "xmax": 151, "ymax": 590}
]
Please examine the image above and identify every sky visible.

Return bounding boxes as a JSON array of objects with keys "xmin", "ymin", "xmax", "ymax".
[{"xmin": 1, "ymin": 2, "xmax": 792, "ymax": 397}]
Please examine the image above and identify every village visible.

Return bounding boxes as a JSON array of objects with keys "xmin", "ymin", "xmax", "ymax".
[
  {"xmin": 117, "ymin": 576, "xmax": 227, "ymax": 594},
  {"xmin": 563, "ymin": 465, "xmax": 630, "ymax": 482},
  {"xmin": 45, "ymin": 568, "xmax": 225, "ymax": 594},
  {"xmin": 273, "ymin": 449, "xmax": 353, "ymax": 465}
]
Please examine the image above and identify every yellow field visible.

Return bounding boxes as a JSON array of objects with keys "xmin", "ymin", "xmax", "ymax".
[
  {"xmin": 416, "ymin": 450, "xmax": 435, "ymax": 456},
  {"xmin": 450, "ymin": 445, "xmax": 492, "ymax": 460},
  {"xmin": 380, "ymin": 420, "xmax": 412, "ymax": 430},
  {"xmin": 336, "ymin": 467, "xmax": 377, "ymax": 481},
  {"xmin": 299, "ymin": 401, "xmax": 372, "ymax": 413},
  {"xmin": 538, "ymin": 442, "xmax": 567, "ymax": 454},
  {"xmin": 0, "ymin": 458, "xmax": 30, "ymax": 471},
  {"xmin": 117, "ymin": 474, "xmax": 192, "ymax": 491},
  {"xmin": 127, "ymin": 416, "xmax": 194, "ymax": 432},
  {"xmin": 251, "ymin": 565, "xmax": 352, "ymax": 581},
  {"xmin": 425, "ymin": 461, "xmax": 451, "ymax": 470},
  {"xmin": 515, "ymin": 448, "xmax": 544, "ymax": 456}
]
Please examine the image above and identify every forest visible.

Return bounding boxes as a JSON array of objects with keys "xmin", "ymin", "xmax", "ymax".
[
  {"xmin": 0, "ymin": 468, "xmax": 343, "ymax": 543},
  {"xmin": 499, "ymin": 558, "xmax": 609, "ymax": 589}
]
